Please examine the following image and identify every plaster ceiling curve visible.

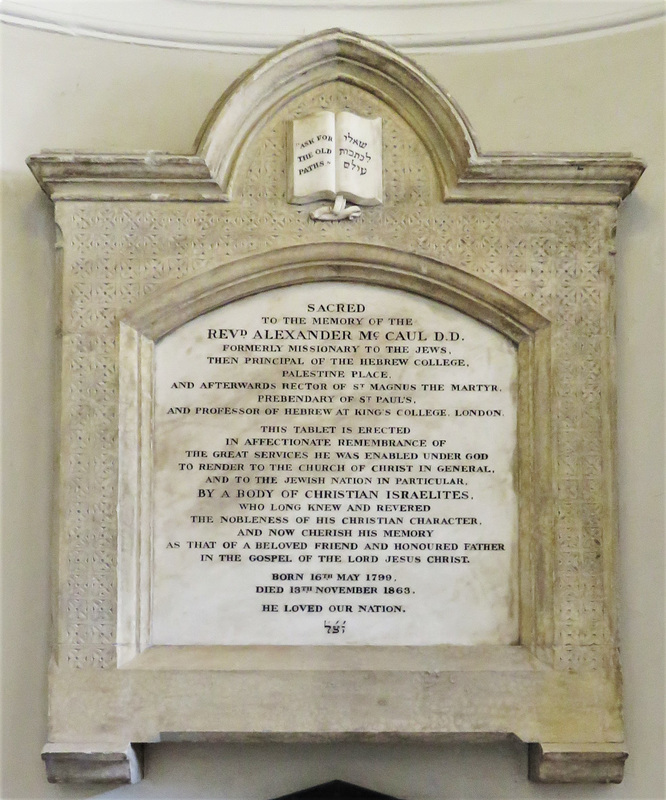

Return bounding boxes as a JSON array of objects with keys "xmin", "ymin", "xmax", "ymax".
[{"xmin": 1, "ymin": 0, "xmax": 664, "ymax": 52}]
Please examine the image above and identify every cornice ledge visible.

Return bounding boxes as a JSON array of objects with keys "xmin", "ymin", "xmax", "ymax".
[
  {"xmin": 27, "ymin": 149, "xmax": 646, "ymax": 206},
  {"xmin": 26, "ymin": 152, "xmax": 227, "ymax": 201},
  {"xmin": 449, "ymin": 153, "xmax": 646, "ymax": 205}
]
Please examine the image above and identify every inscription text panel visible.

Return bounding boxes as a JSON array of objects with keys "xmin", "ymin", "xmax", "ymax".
[{"xmin": 151, "ymin": 282, "xmax": 518, "ymax": 646}]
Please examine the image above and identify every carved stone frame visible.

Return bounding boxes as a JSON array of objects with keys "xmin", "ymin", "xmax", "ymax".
[
  {"xmin": 28, "ymin": 29, "xmax": 642, "ymax": 785},
  {"xmin": 117, "ymin": 243, "xmax": 550, "ymax": 668}
]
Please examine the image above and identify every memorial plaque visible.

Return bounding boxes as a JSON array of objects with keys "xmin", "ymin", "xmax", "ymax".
[
  {"xmin": 28, "ymin": 28, "xmax": 643, "ymax": 786},
  {"xmin": 151, "ymin": 282, "xmax": 518, "ymax": 647}
]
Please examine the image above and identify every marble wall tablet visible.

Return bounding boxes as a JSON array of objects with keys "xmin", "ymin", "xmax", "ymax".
[
  {"xmin": 27, "ymin": 29, "xmax": 644, "ymax": 786},
  {"xmin": 150, "ymin": 283, "xmax": 518, "ymax": 648}
]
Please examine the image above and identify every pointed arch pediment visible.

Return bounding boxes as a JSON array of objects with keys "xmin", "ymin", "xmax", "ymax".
[
  {"xmin": 194, "ymin": 28, "xmax": 478, "ymax": 201},
  {"xmin": 28, "ymin": 28, "xmax": 643, "ymax": 205}
]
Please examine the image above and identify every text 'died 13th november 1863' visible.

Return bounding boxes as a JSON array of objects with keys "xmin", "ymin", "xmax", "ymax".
[{"xmin": 151, "ymin": 282, "xmax": 519, "ymax": 647}]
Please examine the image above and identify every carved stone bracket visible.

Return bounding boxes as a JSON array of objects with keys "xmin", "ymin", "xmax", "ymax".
[
  {"xmin": 528, "ymin": 743, "xmax": 628, "ymax": 784},
  {"xmin": 42, "ymin": 743, "xmax": 143, "ymax": 784}
]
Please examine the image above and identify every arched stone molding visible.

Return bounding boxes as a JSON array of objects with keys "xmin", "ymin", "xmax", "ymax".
[
  {"xmin": 195, "ymin": 29, "xmax": 477, "ymax": 201},
  {"xmin": 124, "ymin": 243, "xmax": 547, "ymax": 341}
]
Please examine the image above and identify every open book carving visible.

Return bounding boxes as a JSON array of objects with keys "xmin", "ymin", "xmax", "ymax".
[{"xmin": 288, "ymin": 111, "xmax": 382, "ymax": 220}]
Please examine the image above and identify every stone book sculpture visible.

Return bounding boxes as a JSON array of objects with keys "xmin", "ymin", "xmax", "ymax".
[
  {"xmin": 288, "ymin": 110, "xmax": 382, "ymax": 219},
  {"xmin": 28, "ymin": 28, "xmax": 643, "ymax": 786}
]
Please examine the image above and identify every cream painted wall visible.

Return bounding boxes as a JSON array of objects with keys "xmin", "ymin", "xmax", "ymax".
[{"xmin": 1, "ymin": 20, "xmax": 663, "ymax": 800}]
